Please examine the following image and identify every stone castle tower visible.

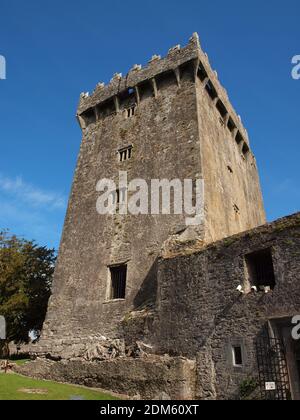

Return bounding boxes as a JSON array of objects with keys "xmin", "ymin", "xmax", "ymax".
[{"xmin": 39, "ymin": 33, "xmax": 265, "ymax": 357}]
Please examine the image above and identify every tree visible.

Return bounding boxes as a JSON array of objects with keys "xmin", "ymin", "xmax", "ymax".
[{"xmin": 0, "ymin": 231, "xmax": 56, "ymax": 356}]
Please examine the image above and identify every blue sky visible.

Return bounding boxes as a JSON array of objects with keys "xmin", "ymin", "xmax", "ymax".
[{"xmin": 0, "ymin": 0, "xmax": 299, "ymax": 249}]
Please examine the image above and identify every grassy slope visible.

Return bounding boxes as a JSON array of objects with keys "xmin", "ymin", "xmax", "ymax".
[{"xmin": 0, "ymin": 372, "xmax": 118, "ymax": 400}]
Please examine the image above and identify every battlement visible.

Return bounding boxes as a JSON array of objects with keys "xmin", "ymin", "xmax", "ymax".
[{"xmin": 77, "ymin": 33, "xmax": 250, "ymax": 148}]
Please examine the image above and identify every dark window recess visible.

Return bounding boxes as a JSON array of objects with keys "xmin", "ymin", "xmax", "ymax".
[
  {"xmin": 110, "ymin": 265, "xmax": 127, "ymax": 300},
  {"xmin": 112, "ymin": 188, "xmax": 127, "ymax": 206},
  {"xmin": 156, "ymin": 70, "xmax": 177, "ymax": 91},
  {"xmin": 245, "ymin": 248, "xmax": 276, "ymax": 290},
  {"xmin": 197, "ymin": 63, "xmax": 208, "ymax": 82},
  {"xmin": 119, "ymin": 146, "xmax": 133, "ymax": 162},
  {"xmin": 227, "ymin": 165, "xmax": 233, "ymax": 174},
  {"xmin": 233, "ymin": 346, "xmax": 243, "ymax": 367},
  {"xmin": 96, "ymin": 99, "xmax": 116, "ymax": 120},
  {"xmin": 233, "ymin": 204, "xmax": 240, "ymax": 214},
  {"xmin": 127, "ymin": 106, "xmax": 136, "ymax": 118},
  {"xmin": 227, "ymin": 117, "xmax": 236, "ymax": 133},
  {"xmin": 242, "ymin": 143, "xmax": 250, "ymax": 156},
  {"xmin": 139, "ymin": 81, "xmax": 154, "ymax": 100},
  {"xmin": 235, "ymin": 131, "xmax": 243, "ymax": 145},
  {"xmin": 205, "ymin": 80, "xmax": 218, "ymax": 101},
  {"xmin": 113, "ymin": 189, "xmax": 120, "ymax": 206},
  {"xmin": 81, "ymin": 108, "xmax": 96, "ymax": 126},
  {"xmin": 216, "ymin": 99, "xmax": 228, "ymax": 119}
]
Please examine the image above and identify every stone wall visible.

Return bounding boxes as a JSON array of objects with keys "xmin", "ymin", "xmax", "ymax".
[
  {"xmin": 155, "ymin": 212, "xmax": 300, "ymax": 399},
  {"xmin": 16, "ymin": 356, "xmax": 196, "ymax": 400},
  {"xmin": 28, "ymin": 213, "xmax": 300, "ymax": 400}
]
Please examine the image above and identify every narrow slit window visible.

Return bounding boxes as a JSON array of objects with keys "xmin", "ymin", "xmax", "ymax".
[
  {"xmin": 109, "ymin": 265, "xmax": 127, "ymax": 300},
  {"xmin": 245, "ymin": 249, "xmax": 276, "ymax": 290},
  {"xmin": 233, "ymin": 204, "xmax": 240, "ymax": 214},
  {"xmin": 232, "ymin": 346, "xmax": 243, "ymax": 367},
  {"xmin": 113, "ymin": 189, "xmax": 120, "ymax": 206},
  {"xmin": 112, "ymin": 188, "xmax": 127, "ymax": 207}
]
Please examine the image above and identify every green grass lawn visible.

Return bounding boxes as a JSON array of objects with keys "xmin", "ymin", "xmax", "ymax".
[
  {"xmin": 12, "ymin": 359, "xmax": 31, "ymax": 366},
  {"xmin": 0, "ymin": 372, "xmax": 119, "ymax": 400}
]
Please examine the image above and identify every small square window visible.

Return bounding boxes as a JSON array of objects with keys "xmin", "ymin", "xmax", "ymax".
[
  {"xmin": 118, "ymin": 146, "xmax": 133, "ymax": 162},
  {"xmin": 109, "ymin": 265, "xmax": 127, "ymax": 300},
  {"xmin": 232, "ymin": 346, "xmax": 243, "ymax": 367},
  {"xmin": 245, "ymin": 248, "xmax": 276, "ymax": 290}
]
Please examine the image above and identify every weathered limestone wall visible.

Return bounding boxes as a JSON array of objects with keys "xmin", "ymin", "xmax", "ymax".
[
  {"xmin": 155, "ymin": 213, "xmax": 300, "ymax": 399},
  {"xmin": 16, "ymin": 356, "xmax": 196, "ymax": 400},
  {"xmin": 195, "ymin": 76, "xmax": 265, "ymax": 242}
]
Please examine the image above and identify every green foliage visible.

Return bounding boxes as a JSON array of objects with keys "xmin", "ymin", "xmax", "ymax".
[
  {"xmin": 239, "ymin": 377, "xmax": 259, "ymax": 400},
  {"xmin": 0, "ymin": 230, "xmax": 56, "ymax": 345}
]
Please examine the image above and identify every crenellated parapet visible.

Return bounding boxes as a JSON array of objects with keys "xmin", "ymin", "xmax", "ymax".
[{"xmin": 77, "ymin": 32, "xmax": 250, "ymax": 151}]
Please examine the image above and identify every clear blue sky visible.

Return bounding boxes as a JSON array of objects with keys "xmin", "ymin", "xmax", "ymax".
[{"xmin": 0, "ymin": 0, "xmax": 299, "ymax": 249}]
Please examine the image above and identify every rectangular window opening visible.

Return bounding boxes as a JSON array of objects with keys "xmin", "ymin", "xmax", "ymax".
[
  {"xmin": 96, "ymin": 99, "xmax": 116, "ymax": 120},
  {"xmin": 114, "ymin": 189, "xmax": 120, "ymax": 206},
  {"xmin": 242, "ymin": 143, "xmax": 250, "ymax": 157},
  {"xmin": 235, "ymin": 131, "xmax": 243, "ymax": 145},
  {"xmin": 245, "ymin": 248, "xmax": 276, "ymax": 290},
  {"xmin": 118, "ymin": 145, "xmax": 133, "ymax": 162},
  {"xmin": 227, "ymin": 117, "xmax": 236, "ymax": 133},
  {"xmin": 81, "ymin": 108, "xmax": 96, "ymax": 126},
  {"xmin": 205, "ymin": 80, "xmax": 218, "ymax": 101},
  {"xmin": 232, "ymin": 346, "xmax": 243, "ymax": 367},
  {"xmin": 197, "ymin": 63, "xmax": 208, "ymax": 82},
  {"xmin": 216, "ymin": 99, "xmax": 227, "ymax": 119},
  {"xmin": 126, "ymin": 106, "xmax": 136, "ymax": 118},
  {"xmin": 109, "ymin": 265, "xmax": 127, "ymax": 300}
]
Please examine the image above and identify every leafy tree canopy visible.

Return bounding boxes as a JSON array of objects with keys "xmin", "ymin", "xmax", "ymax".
[{"xmin": 0, "ymin": 230, "xmax": 56, "ymax": 345}]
